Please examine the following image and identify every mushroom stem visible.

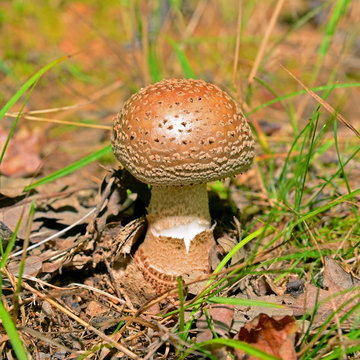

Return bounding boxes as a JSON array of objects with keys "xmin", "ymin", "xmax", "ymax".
[
  {"xmin": 149, "ymin": 183, "xmax": 211, "ymax": 227},
  {"xmin": 136, "ymin": 183, "xmax": 215, "ymax": 288}
]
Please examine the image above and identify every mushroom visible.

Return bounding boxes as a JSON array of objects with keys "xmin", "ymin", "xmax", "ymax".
[{"xmin": 112, "ymin": 78, "xmax": 255, "ymax": 293}]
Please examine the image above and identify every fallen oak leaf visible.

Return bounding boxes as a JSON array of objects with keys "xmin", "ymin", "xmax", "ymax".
[
  {"xmin": 234, "ymin": 317, "xmax": 296, "ymax": 359},
  {"xmin": 234, "ymin": 313, "xmax": 297, "ymax": 360}
]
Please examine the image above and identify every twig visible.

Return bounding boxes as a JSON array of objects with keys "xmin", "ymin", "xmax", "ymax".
[
  {"xmin": 232, "ymin": 0, "xmax": 243, "ymax": 96},
  {"xmin": 20, "ymin": 274, "xmax": 128, "ymax": 308},
  {"xmin": 141, "ymin": 3, "xmax": 151, "ymax": 85},
  {"xmin": 23, "ymin": 80, "xmax": 123, "ymax": 115},
  {"xmin": 5, "ymin": 113, "xmax": 111, "ymax": 130},
  {"xmin": 19, "ymin": 327, "xmax": 79, "ymax": 355},
  {"xmin": 248, "ymin": 0, "xmax": 285, "ymax": 84},
  {"xmin": 302, "ymin": 221, "xmax": 347, "ymax": 358},
  {"xmin": 9, "ymin": 208, "xmax": 96, "ymax": 258},
  {"xmin": 282, "ymin": 65, "xmax": 360, "ymax": 139},
  {"xmin": 22, "ymin": 282, "xmax": 140, "ymax": 359},
  {"xmin": 184, "ymin": 0, "xmax": 207, "ymax": 38}
]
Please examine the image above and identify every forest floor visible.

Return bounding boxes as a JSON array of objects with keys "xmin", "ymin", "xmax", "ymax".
[{"xmin": 1, "ymin": 1, "xmax": 360, "ymax": 359}]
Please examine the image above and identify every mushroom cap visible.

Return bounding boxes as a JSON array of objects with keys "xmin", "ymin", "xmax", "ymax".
[{"xmin": 112, "ymin": 78, "xmax": 255, "ymax": 186}]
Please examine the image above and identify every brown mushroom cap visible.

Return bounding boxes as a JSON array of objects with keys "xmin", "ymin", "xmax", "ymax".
[{"xmin": 112, "ymin": 78, "xmax": 255, "ymax": 186}]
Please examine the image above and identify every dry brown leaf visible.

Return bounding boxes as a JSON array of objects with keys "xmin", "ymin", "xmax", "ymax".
[
  {"xmin": 35, "ymin": 206, "xmax": 91, "ymax": 226},
  {"xmin": 0, "ymin": 126, "xmax": 44, "ymax": 177},
  {"xmin": 0, "ymin": 202, "xmax": 31, "ymax": 239},
  {"xmin": 85, "ymin": 301, "xmax": 107, "ymax": 317},
  {"xmin": 323, "ymin": 257, "xmax": 359, "ymax": 289},
  {"xmin": 208, "ymin": 244, "xmax": 226, "ymax": 270},
  {"xmin": 0, "ymin": 177, "xmax": 33, "ymax": 198},
  {"xmin": 42, "ymin": 258, "xmax": 66, "ymax": 273},
  {"xmin": 217, "ymin": 235, "xmax": 244, "ymax": 265},
  {"xmin": 8, "ymin": 255, "xmax": 42, "ymax": 277},
  {"xmin": 289, "ymin": 284, "xmax": 360, "ymax": 329},
  {"xmin": 112, "ymin": 217, "xmax": 146, "ymax": 257},
  {"xmin": 197, "ymin": 304, "xmax": 234, "ymax": 342},
  {"xmin": 234, "ymin": 313, "xmax": 297, "ymax": 360},
  {"xmin": 290, "ymin": 258, "xmax": 360, "ymax": 329}
]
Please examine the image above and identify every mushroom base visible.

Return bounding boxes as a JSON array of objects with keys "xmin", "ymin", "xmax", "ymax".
[
  {"xmin": 135, "ymin": 227, "xmax": 214, "ymax": 293},
  {"xmin": 133, "ymin": 183, "xmax": 216, "ymax": 293}
]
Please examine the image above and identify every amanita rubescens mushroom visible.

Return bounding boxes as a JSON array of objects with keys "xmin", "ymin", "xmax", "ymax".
[{"xmin": 112, "ymin": 79, "xmax": 255, "ymax": 293}]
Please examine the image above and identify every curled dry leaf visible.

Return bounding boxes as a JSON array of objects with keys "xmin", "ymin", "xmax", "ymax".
[
  {"xmin": 234, "ymin": 313, "xmax": 297, "ymax": 360},
  {"xmin": 217, "ymin": 235, "xmax": 245, "ymax": 265},
  {"xmin": 208, "ymin": 244, "xmax": 226, "ymax": 271}
]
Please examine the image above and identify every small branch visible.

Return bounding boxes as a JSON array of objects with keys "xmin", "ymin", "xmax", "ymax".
[{"xmin": 248, "ymin": 0, "xmax": 285, "ymax": 84}]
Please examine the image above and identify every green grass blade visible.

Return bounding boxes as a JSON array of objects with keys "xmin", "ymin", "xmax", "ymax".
[
  {"xmin": 266, "ymin": 1, "xmax": 328, "ymax": 60},
  {"xmin": 212, "ymin": 226, "xmax": 269, "ymax": 276},
  {"xmin": 24, "ymin": 144, "xmax": 112, "ymax": 191},
  {"xmin": 0, "ymin": 56, "xmax": 68, "ymax": 121},
  {"xmin": 294, "ymin": 111, "xmax": 320, "ymax": 212},
  {"xmin": 16, "ymin": 200, "xmax": 36, "ymax": 292},
  {"xmin": 311, "ymin": 0, "xmax": 350, "ymax": 83},
  {"xmin": 318, "ymin": 0, "xmax": 350, "ymax": 59},
  {"xmin": 0, "ymin": 211, "xmax": 23, "ymax": 269},
  {"xmin": 333, "ymin": 117, "xmax": 359, "ymax": 223},
  {"xmin": 254, "ymin": 76, "xmax": 298, "ymax": 135},
  {"xmin": 177, "ymin": 277, "xmax": 185, "ymax": 341},
  {"xmin": 207, "ymin": 296, "xmax": 284, "ymax": 309},
  {"xmin": 262, "ymin": 187, "xmax": 360, "ymax": 254},
  {"xmin": 0, "ymin": 300, "xmax": 28, "ymax": 360},
  {"xmin": 306, "ymin": 145, "xmax": 360, "ymax": 207},
  {"xmin": 186, "ymin": 338, "xmax": 281, "ymax": 360},
  {"xmin": 320, "ymin": 345, "xmax": 360, "ymax": 360},
  {"xmin": 148, "ymin": 44, "xmax": 161, "ymax": 83},
  {"xmin": 203, "ymin": 306, "xmax": 218, "ymax": 339},
  {"xmin": 0, "ymin": 81, "xmax": 38, "ymax": 166},
  {"xmin": 277, "ymin": 123, "xmax": 310, "ymax": 200},
  {"xmin": 166, "ymin": 36, "xmax": 195, "ymax": 78}
]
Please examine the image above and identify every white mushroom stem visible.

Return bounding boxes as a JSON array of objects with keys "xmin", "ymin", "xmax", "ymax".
[
  {"xmin": 138, "ymin": 183, "xmax": 215, "ymax": 278},
  {"xmin": 148, "ymin": 183, "xmax": 211, "ymax": 250}
]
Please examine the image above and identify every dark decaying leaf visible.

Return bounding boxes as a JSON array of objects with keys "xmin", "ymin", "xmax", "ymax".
[{"xmin": 233, "ymin": 313, "xmax": 297, "ymax": 360}]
